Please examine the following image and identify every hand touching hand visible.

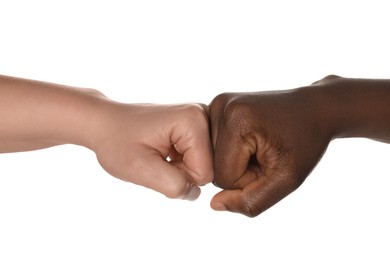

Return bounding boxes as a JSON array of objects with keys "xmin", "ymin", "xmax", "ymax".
[
  {"xmin": 94, "ymin": 103, "xmax": 214, "ymax": 200},
  {"xmin": 208, "ymin": 78, "xmax": 337, "ymax": 216},
  {"xmin": 5, "ymin": 74, "xmax": 390, "ymax": 210}
]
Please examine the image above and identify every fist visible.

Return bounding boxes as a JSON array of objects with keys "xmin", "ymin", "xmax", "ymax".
[{"xmin": 209, "ymin": 86, "xmax": 332, "ymax": 217}]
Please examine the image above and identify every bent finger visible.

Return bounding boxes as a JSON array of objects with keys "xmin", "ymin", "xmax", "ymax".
[
  {"xmin": 213, "ymin": 126, "xmax": 258, "ymax": 189},
  {"xmin": 172, "ymin": 105, "xmax": 214, "ymax": 185},
  {"xmin": 132, "ymin": 154, "xmax": 201, "ymax": 201},
  {"xmin": 210, "ymin": 173, "xmax": 298, "ymax": 217}
]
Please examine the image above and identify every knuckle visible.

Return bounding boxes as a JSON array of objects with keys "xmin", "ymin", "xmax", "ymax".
[
  {"xmin": 183, "ymin": 103, "xmax": 205, "ymax": 114},
  {"xmin": 288, "ymin": 173, "xmax": 306, "ymax": 190},
  {"xmin": 277, "ymin": 169, "xmax": 306, "ymax": 195},
  {"xmin": 181, "ymin": 104, "xmax": 208, "ymax": 126},
  {"xmin": 164, "ymin": 182, "xmax": 187, "ymax": 199},
  {"xmin": 209, "ymin": 92, "xmax": 232, "ymax": 109},
  {"xmin": 222, "ymin": 97, "xmax": 253, "ymax": 127},
  {"xmin": 216, "ymin": 98, "xmax": 255, "ymax": 144},
  {"xmin": 197, "ymin": 173, "xmax": 213, "ymax": 186},
  {"xmin": 314, "ymin": 74, "xmax": 342, "ymax": 85},
  {"xmin": 212, "ymin": 177, "xmax": 229, "ymax": 189},
  {"xmin": 209, "ymin": 93, "xmax": 235, "ymax": 120},
  {"xmin": 82, "ymin": 87, "xmax": 106, "ymax": 98},
  {"xmin": 242, "ymin": 194, "xmax": 263, "ymax": 217}
]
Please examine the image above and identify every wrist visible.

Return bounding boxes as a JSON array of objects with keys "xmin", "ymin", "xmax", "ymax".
[
  {"xmin": 0, "ymin": 74, "xmax": 113, "ymax": 153},
  {"xmin": 67, "ymin": 90, "xmax": 112, "ymax": 151},
  {"xmin": 46, "ymin": 87, "xmax": 111, "ymax": 151},
  {"xmin": 292, "ymin": 78, "xmax": 345, "ymax": 142},
  {"xmin": 297, "ymin": 75, "xmax": 390, "ymax": 143}
]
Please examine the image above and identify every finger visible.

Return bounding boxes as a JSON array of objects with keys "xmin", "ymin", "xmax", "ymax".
[
  {"xmin": 209, "ymin": 93, "xmax": 232, "ymax": 148},
  {"xmin": 311, "ymin": 74, "xmax": 341, "ymax": 86},
  {"xmin": 132, "ymin": 152, "xmax": 201, "ymax": 201},
  {"xmin": 172, "ymin": 105, "xmax": 214, "ymax": 185},
  {"xmin": 212, "ymin": 124, "xmax": 258, "ymax": 189},
  {"xmin": 209, "ymin": 94, "xmax": 260, "ymax": 189},
  {"xmin": 168, "ymin": 144, "xmax": 183, "ymax": 161},
  {"xmin": 198, "ymin": 103, "xmax": 210, "ymax": 118},
  {"xmin": 210, "ymin": 172, "xmax": 296, "ymax": 217}
]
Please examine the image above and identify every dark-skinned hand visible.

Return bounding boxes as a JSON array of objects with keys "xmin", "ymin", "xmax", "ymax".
[{"xmin": 209, "ymin": 75, "xmax": 342, "ymax": 217}]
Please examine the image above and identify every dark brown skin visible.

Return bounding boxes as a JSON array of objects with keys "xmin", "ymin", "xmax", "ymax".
[{"xmin": 209, "ymin": 75, "xmax": 390, "ymax": 217}]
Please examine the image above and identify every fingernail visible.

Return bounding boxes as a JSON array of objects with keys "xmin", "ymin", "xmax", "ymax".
[
  {"xmin": 212, "ymin": 202, "xmax": 226, "ymax": 211},
  {"xmin": 183, "ymin": 185, "xmax": 201, "ymax": 201}
]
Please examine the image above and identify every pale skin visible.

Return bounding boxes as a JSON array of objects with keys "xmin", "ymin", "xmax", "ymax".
[
  {"xmin": 209, "ymin": 75, "xmax": 390, "ymax": 217},
  {"xmin": 0, "ymin": 75, "xmax": 213, "ymax": 200}
]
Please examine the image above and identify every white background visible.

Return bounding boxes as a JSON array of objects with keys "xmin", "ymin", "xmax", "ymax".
[{"xmin": 1, "ymin": 0, "xmax": 390, "ymax": 259}]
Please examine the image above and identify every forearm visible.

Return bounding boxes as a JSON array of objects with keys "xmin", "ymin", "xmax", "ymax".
[
  {"xmin": 0, "ymin": 75, "xmax": 107, "ymax": 153},
  {"xmin": 302, "ymin": 76, "xmax": 390, "ymax": 143}
]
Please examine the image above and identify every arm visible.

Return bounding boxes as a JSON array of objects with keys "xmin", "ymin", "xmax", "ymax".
[
  {"xmin": 0, "ymin": 75, "xmax": 213, "ymax": 200},
  {"xmin": 209, "ymin": 75, "xmax": 390, "ymax": 217},
  {"xmin": 311, "ymin": 75, "xmax": 390, "ymax": 142},
  {"xmin": 0, "ymin": 75, "xmax": 104, "ymax": 152}
]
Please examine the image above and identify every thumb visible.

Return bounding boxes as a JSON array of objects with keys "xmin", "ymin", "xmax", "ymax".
[
  {"xmin": 133, "ymin": 153, "xmax": 201, "ymax": 201},
  {"xmin": 159, "ymin": 163, "xmax": 201, "ymax": 201},
  {"xmin": 211, "ymin": 189, "xmax": 251, "ymax": 216},
  {"xmin": 210, "ymin": 174, "xmax": 297, "ymax": 217}
]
